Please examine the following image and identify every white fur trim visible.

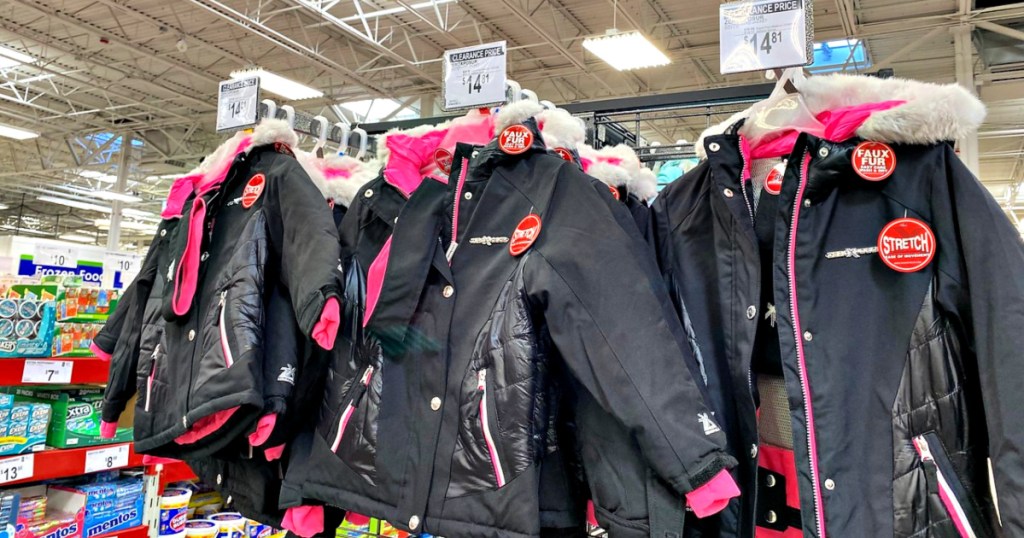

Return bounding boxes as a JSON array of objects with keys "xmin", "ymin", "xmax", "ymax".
[
  {"xmin": 495, "ymin": 100, "xmax": 545, "ymax": 133},
  {"xmin": 598, "ymin": 145, "xmax": 658, "ymax": 200},
  {"xmin": 631, "ymin": 168, "xmax": 658, "ymax": 201},
  {"xmin": 695, "ymin": 74, "xmax": 986, "ymax": 158},
  {"xmin": 536, "ymin": 108, "xmax": 586, "ymax": 149},
  {"xmin": 293, "ymin": 149, "xmax": 380, "ymax": 208},
  {"xmin": 247, "ymin": 119, "xmax": 299, "ymax": 152}
]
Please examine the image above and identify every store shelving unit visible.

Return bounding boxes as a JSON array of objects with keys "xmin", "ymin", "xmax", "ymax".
[{"xmin": 0, "ymin": 442, "xmax": 142, "ymax": 487}]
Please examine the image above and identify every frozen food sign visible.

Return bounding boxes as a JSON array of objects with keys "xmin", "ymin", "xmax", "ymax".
[{"xmin": 720, "ymin": 0, "xmax": 814, "ymax": 74}]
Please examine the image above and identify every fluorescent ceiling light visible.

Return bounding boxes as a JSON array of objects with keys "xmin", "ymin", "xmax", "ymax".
[
  {"xmin": 92, "ymin": 191, "xmax": 142, "ymax": 203},
  {"xmin": 0, "ymin": 204, "xmax": 8, "ymax": 211},
  {"xmin": 0, "ymin": 123, "xmax": 39, "ymax": 140},
  {"xmin": 144, "ymin": 173, "xmax": 183, "ymax": 181},
  {"xmin": 336, "ymin": 0, "xmax": 457, "ymax": 22},
  {"xmin": 583, "ymin": 31, "xmax": 671, "ymax": 71},
  {"xmin": 93, "ymin": 218, "xmax": 156, "ymax": 231},
  {"xmin": 339, "ymin": 99, "xmax": 419, "ymax": 122},
  {"xmin": 0, "ymin": 47, "xmax": 35, "ymax": 69},
  {"xmin": 58, "ymin": 233, "xmax": 96, "ymax": 244},
  {"xmin": 78, "ymin": 170, "xmax": 117, "ymax": 183},
  {"xmin": 0, "ymin": 225, "xmax": 49, "ymax": 236},
  {"xmin": 122, "ymin": 208, "xmax": 160, "ymax": 222},
  {"xmin": 37, "ymin": 196, "xmax": 112, "ymax": 213},
  {"xmin": 231, "ymin": 68, "xmax": 323, "ymax": 101}
]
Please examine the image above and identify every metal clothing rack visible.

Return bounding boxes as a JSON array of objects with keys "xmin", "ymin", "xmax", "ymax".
[{"xmin": 255, "ymin": 99, "xmax": 369, "ymax": 158}]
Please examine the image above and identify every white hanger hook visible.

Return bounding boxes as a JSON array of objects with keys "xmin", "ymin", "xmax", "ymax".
[
  {"xmin": 332, "ymin": 122, "xmax": 351, "ymax": 156},
  {"xmin": 312, "ymin": 115, "xmax": 329, "ymax": 151},
  {"xmin": 260, "ymin": 99, "xmax": 277, "ymax": 123},
  {"xmin": 351, "ymin": 127, "xmax": 369, "ymax": 160},
  {"xmin": 505, "ymin": 80, "xmax": 522, "ymax": 103},
  {"xmin": 279, "ymin": 105, "xmax": 296, "ymax": 129},
  {"xmin": 520, "ymin": 89, "xmax": 539, "ymax": 103}
]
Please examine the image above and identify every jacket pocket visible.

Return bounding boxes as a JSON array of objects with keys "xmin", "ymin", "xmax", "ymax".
[
  {"xmin": 145, "ymin": 344, "xmax": 161, "ymax": 412},
  {"xmin": 330, "ymin": 365, "xmax": 374, "ymax": 452},
  {"xmin": 478, "ymin": 368, "xmax": 506, "ymax": 488},
  {"xmin": 216, "ymin": 290, "xmax": 235, "ymax": 368},
  {"xmin": 913, "ymin": 432, "xmax": 991, "ymax": 538}
]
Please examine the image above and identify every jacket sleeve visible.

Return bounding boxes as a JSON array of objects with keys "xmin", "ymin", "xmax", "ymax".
[
  {"xmin": 938, "ymin": 148, "xmax": 1024, "ymax": 532},
  {"xmin": 526, "ymin": 163, "xmax": 737, "ymax": 496},
  {"xmin": 101, "ymin": 225, "xmax": 165, "ymax": 424},
  {"xmin": 265, "ymin": 156, "xmax": 344, "ymax": 339}
]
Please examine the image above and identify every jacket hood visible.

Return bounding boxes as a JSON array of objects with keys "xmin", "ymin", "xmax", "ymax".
[
  {"xmin": 163, "ymin": 119, "xmax": 299, "ymax": 218},
  {"xmin": 695, "ymin": 74, "xmax": 987, "ymax": 159},
  {"xmin": 579, "ymin": 144, "xmax": 658, "ymax": 201},
  {"xmin": 495, "ymin": 101, "xmax": 587, "ymax": 151},
  {"xmin": 293, "ymin": 149, "xmax": 380, "ymax": 208},
  {"xmin": 495, "ymin": 100, "xmax": 546, "ymax": 133}
]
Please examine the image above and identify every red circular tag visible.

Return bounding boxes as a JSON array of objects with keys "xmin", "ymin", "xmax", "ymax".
[
  {"xmin": 434, "ymin": 148, "xmax": 453, "ymax": 175},
  {"xmin": 499, "ymin": 125, "xmax": 533, "ymax": 155},
  {"xmin": 763, "ymin": 163, "xmax": 785, "ymax": 195},
  {"xmin": 241, "ymin": 174, "xmax": 266, "ymax": 209},
  {"xmin": 554, "ymin": 147, "xmax": 573, "ymax": 162},
  {"xmin": 608, "ymin": 184, "xmax": 620, "ymax": 200},
  {"xmin": 852, "ymin": 141, "xmax": 896, "ymax": 181},
  {"xmin": 877, "ymin": 217, "xmax": 936, "ymax": 273},
  {"xmin": 509, "ymin": 213, "xmax": 542, "ymax": 257}
]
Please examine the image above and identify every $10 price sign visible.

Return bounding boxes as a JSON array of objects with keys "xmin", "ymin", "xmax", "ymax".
[
  {"xmin": 720, "ymin": 0, "xmax": 813, "ymax": 74},
  {"xmin": 442, "ymin": 41, "xmax": 507, "ymax": 111}
]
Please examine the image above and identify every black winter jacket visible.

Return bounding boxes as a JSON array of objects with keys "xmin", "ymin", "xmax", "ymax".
[
  {"xmin": 282, "ymin": 120, "xmax": 736, "ymax": 538},
  {"xmin": 652, "ymin": 75, "xmax": 1017, "ymax": 537}
]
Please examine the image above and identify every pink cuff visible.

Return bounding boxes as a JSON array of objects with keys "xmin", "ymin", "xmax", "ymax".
[
  {"xmin": 248, "ymin": 414, "xmax": 277, "ymax": 447},
  {"xmin": 686, "ymin": 469, "xmax": 741, "ymax": 518},
  {"xmin": 312, "ymin": 297, "xmax": 340, "ymax": 350},
  {"xmin": 90, "ymin": 343, "xmax": 112, "ymax": 361},
  {"xmin": 100, "ymin": 421, "xmax": 118, "ymax": 439},
  {"xmin": 282, "ymin": 506, "xmax": 324, "ymax": 538},
  {"xmin": 345, "ymin": 513, "xmax": 370, "ymax": 526},
  {"xmin": 142, "ymin": 455, "xmax": 180, "ymax": 465},
  {"xmin": 264, "ymin": 444, "xmax": 286, "ymax": 461}
]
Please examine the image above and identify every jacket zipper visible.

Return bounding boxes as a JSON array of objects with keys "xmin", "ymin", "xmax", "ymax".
[
  {"xmin": 912, "ymin": 435, "xmax": 978, "ymax": 538},
  {"xmin": 478, "ymin": 369, "xmax": 506, "ymax": 487},
  {"xmin": 218, "ymin": 291, "xmax": 233, "ymax": 368},
  {"xmin": 330, "ymin": 365, "xmax": 374, "ymax": 453},
  {"xmin": 737, "ymin": 137, "xmax": 755, "ymax": 228},
  {"xmin": 145, "ymin": 344, "xmax": 160, "ymax": 412},
  {"xmin": 787, "ymin": 152, "xmax": 826, "ymax": 537},
  {"xmin": 447, "ymin": 157, "xmax": 470, "ymax": 262}
]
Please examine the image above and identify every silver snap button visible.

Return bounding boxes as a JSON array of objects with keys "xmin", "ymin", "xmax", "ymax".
[
  {"xmin": 746, "ymin": 305, "xmax": 756, "ymax": 319},
  {"xmin": 766, "ymin": 510, "xmax": 778, "ymax": 524},
  {"xmin": 723, "ymin": 188, "xmax": 734, "ymax": 198},
  {"xmin": 393, "ymin": 217, "xmax": 398, "ymax": 224},
  {"xmin": 364, "ymin": 189, "xmax": 373, "ymax": 198},
  {"xmin": 824, "ymin": 478, "xmax": 836, "ymax": 490},
  {"xmin": 750, "ymin": 444, "xmax": 758, "ymax": 459},
  {"xmin": 464, "ymin": 191, "xmax": 473, "ymax": 200},
  {"xmin": 803, "ymin": 331, "xmax": 813, "ymax": 342},
  {"xmin": 803, "ymin": 199, "xmax": 812, "ymax": 208},
  {"xmin": 442, "ymin": 285, "xmax": 454, "ymax": 298},
  {"xmin": 160, "ymin": 229, "xmax": 167, "ymax": 237},
  {"xmin": 471, "ymin": 151, "xmax": 480, "ymax": 159},
  {"xmin": 708, "ymin": 142, "xmax": 721, "ymax": 152},
  {"xmin": 200, "ymin": 252, "xmax": 209, "ymax": 262},
  {"xmin": 226, "ymin": 495, "xmax": 232, "ymax": 505},
  {"xmin": 818, "ymin": 147, "xmax": 830, "ymax": 158},
  {"xmin": 408, "ymin": 516, "xmax": 420, "ymax": 530},
  {"xmin": 216, "ymin": 474, "xmax": 223, "ymax": 485},
  {"xmin": 430, "ymin": 397, "xmax": 441, "ymax": 411},
  {"xmin": 766, "ymin": 475, "xmax": 777, "ymax": 488},
  {"xmin": 188, "ymin": 329, "xmax": 196, "ymax": 341}
]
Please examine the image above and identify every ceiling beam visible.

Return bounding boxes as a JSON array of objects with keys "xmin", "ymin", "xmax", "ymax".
[{"xmin": 974, "ymin": 20, "xmax": 1024, "ymax": 43}]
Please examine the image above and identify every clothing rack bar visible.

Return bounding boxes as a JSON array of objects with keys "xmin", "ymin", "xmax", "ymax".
[{"xmin": 256, "ymin": 101, "xmax": 348, "ymax": 144}]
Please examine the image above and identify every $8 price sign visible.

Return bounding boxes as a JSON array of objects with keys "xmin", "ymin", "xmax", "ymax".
[{"xmin": 85, "ymin": 444, "xmax": 130, "ymax": 473}]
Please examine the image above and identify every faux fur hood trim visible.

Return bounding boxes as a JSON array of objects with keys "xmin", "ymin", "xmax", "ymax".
[
  {"xmin": 599, "ymin": 144, "xmax": 658, "ymax": 200},
  {"xmin": 495, "ymin": 100, "xmax": 546, "ymax": 133},
  {"xmin": 376, "ymin": 121, "xmax": 452, "ymax": 165},
  {"xmin": 294, "ymin": 149, "xmax": 380, "ymax": 208},
  {"xmin": 695, "ymin": 74, "xmax": 986, "ymax": 158},
  {"xmin": 536, "ymin": 108, "xmax": 586, "ymax": 150}
]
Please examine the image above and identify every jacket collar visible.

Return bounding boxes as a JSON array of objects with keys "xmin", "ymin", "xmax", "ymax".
[
  {"xmin": 696, "ymin": 74, "xmax": 986, "ymax": 159},
  {"xmin": 461, "ymin": 117, "xmax": 549, "ymax": 184},
  {"xmin": 293, "ymin": 149, "xmax": 380, "ymax": 209}
]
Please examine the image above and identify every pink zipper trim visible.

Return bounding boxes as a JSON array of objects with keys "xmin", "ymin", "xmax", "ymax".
[
  {"xmin": 449, "ymin": 157, "xmax": 470, "ymax": 260},
  {"xmin": 913, "ymin": 436, "xmax": 977, "ymax": 538},
  {"xmin": 331, "ymin": 366, "xmax": 374, "ymax": 453},
  {"xmin": 145, "ymin": 345, "xmax": 159, "ymax": 412},
  {"xmin": 788, "ymin": 152, "xmax": 826, "ymax": 537},
  {"xmin": 219, "ymin": 292, "xmax": 233, "ymax": 367},
  {"xmin": 478, "ymin": 370, "xmax": 506, "ymax": 487}
]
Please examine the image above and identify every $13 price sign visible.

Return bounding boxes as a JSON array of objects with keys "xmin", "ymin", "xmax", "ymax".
[
  {"xmin": 0, "ymin": 455, "xmax": 33, "ymax": 485},
  {"xmin": 719, "ymin": 0, "xmax": 813, "ymax": 74}
]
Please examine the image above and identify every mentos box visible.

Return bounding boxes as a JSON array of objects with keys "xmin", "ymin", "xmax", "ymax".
[{"xmin": 81, "ymin": 497, "xmax": 142, "ymax": 538}]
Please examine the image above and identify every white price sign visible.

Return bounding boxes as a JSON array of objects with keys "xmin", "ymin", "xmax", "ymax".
[
  {"xmin": 216, "ymin": 76, "xmax": 260, "ymax": 132},
  {"xmin": 35, "ymin": 244, "xmax": 77, "ymax": 268},
  {"xmin": 720, "ymin": 0, "xmax": 813, "ymax": 74},
  {"xmin": 84, "ymin": 444, "xmax": 130, "ymax": 473},
  {"xmin": 0, "ymin": 455, "xmax": 33, "ymax": 484},
  {"xmin": 442, "ymin": 41, "xmax": 507, "ymax": 111},
  {"xmin": 22, "ymin": 359, "xmax": 74, "ymax": 384},
  {"xmin": 104, "ymin": 251, "xmax": 142, "ymax": 281}
]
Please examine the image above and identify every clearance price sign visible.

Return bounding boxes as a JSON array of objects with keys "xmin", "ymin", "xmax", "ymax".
[
  {"xmin": 442, "ymin": 41, "xmax": 507, "ymax": 111},
  {"xmin": 720, "ymin": 0, "xmax": 814, "ymax": 74}
]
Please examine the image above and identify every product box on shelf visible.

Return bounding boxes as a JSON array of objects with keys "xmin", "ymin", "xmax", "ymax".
[
  {"xmin": 0, "ymin": 296, "xmax": 56, "ymax": 359},
  {"xmin": 9, "ymin": 485, "xmax": 84, "ymax": 538},
  {"xmin": 54, "ymin": 288, "xmax": 118, "ymax": 323},
  {"xmin": 0, "ymin": 490, "xmax": 20, "ymax": 538},
  {"xmin": 51, "ymin": 324, "xmax": 102, "ymax": 358},
  {"xmin": 5, "ymin": 387, "xmax": 131, "ymax": 448},
  {"xmin": 52, "ymin": 477, "xmax": 144, "ymax": 538},
  {"xmin": 0, "ymin": 395, "xmax": 52, "ymax": 456}
]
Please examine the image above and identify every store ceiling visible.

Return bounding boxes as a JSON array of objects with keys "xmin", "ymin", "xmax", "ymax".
[{"xmin": 0, "ymin": 0, "xmax": 1023, "ymax": 246}]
